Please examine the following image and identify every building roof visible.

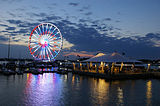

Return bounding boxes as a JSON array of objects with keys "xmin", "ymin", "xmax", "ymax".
[{"xmin": 84, "ymin": 52, "xmax": 140, "ymax": 63}]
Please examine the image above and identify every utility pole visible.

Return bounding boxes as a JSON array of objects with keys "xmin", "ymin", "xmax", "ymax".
[{"xmin": 8, "ymin": 35, "xmax": 10, "ymax": 59}]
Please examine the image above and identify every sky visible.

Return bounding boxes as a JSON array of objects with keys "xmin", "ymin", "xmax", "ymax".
[{"xmin": 0, "ymin": 0, "xmax": 160, "ymax": 59}]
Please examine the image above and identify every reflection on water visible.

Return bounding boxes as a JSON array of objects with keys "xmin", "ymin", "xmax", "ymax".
[
  {"xmin": 146, "ymin": 80, "xmax": 152, "ymax": 106},
  {"xmin": 117, "ymin": 87, "xmax": 124, "ymax": 106},
  {"xmin": 90, "ymin": 79, "xmax": 109, "ymax": 105},
  {"xmin": 0, "ymin": 73, "xmax": 160, "ymax": 105},
  {"xmin": 24, "ymin": 73, "xmax": 63, "ymax": 105}
]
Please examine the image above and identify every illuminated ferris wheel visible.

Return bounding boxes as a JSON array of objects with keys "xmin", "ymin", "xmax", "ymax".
[{"xmin": 28, "ymin": 23, "xmax": 63, "ymax": 62}]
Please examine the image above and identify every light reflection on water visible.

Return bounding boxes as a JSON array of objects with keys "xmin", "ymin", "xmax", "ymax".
[
  {"xmin": 0, "ymin": 73, "xmax": 160, "ymax": 105},
  {"xmin": 146, "ymin": 80, "xmax": 152, "ymax": 106},
  {"xmin": 117, "ymin": 87, "xmax": 124, "ymax": 106},
  {"xmin": 24, "ymin": 73, "xmax": 63, "ymax": 106}
]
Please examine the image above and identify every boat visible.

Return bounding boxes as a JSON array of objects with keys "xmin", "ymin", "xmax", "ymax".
[
  {"xmin": 16, "ymin": 71, "xmax": 23, "ymax": 75},
  {"xmin": 57, "ymin": 67, "xmax": 68, "ymax": 74},
  {"xmin": 3, "ymin": 69, "xmax": 16, "ymax": 75},
  {"xmin": 30, "ymin": 68, "xmax": 43, "ymax": 75}
]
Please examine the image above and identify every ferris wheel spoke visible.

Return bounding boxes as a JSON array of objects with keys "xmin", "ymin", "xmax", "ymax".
[
  {"xmin": 30, "ymin": 42, "xmax": 38, "ymax": 44},
  {"xmin": 42, "ymin": 24, "xmax": 44, "ymax": 35},
  {"xmin": 48, "ymin": 25, "xmax": 53, "ymax": 34},
  {"xmin": 41, "ymin": 47, "xmax": 45, "ymax": 59},
  {"xmin": 49, "ymin": 43, "xmax": 59, "ymax": 46},
  {"xmin": 50, "ymin": 41, "xmax": 61, "ymax": 46},
  {"xmin": 32, "ymin": 44, "xmax": 39, "ymax": 49},
  {"xmin": 46, "ymin": 46, "xmax": 54, "ymax": 58},
  {"xmin": 54, "ymin": 32, "xmax": 60, "ymax": 36},
  {"xmin": 32, "ymin": 46, "xmax": 41, "ymax": 55},
  {"xmin": 48, "ymin": 46, "xmax": 59, "ymax": 55},
  {"xmin": 48, "ymin": 35, "xmax": 54, "ymax": 40},
  {"xmin": 41, "ymin": 47, "xmax": 44, "ymax": 59},
  {"xmin": 55, "ymin": 46, "xmax": 61, "ymax": 49},
  {"xmin": 48, "ymin": 46, "xmax": 56, "ymax": 53},
  {"xmin": 45, "ymin": 47, "xmax": 50, "ymax": 60},
  {"xmin": 32, "ymin": 34, "xmax": 39, "ymax": 39},
  {"xmin": 48, "ymin": 35, "xmax": 60, "ymax": 41},
  {"xmin": 34, "ymin": 29, "xmax": 40, "ymax": 36},
  {"xmin": 52, "ymin": 37, "xmax": 61, "ymax": 41},
  {"xmin": 50, "ymin": 31, "xmax": 59, "ymax": 38},
  {"xmin": 38, "ymin": 26, "xmax": 42, "ymax": 35},
  {"xmin": 44, "ymin": 47, "xmax": 46, "ymax": 59},
  {"xmin": 39, "ymin": 47, "xmax": 42, "ymax": 59},
  {"xmin": 54, "ymin": 50, "xmax": 58, "ymax": 54},
  {"xmin": 45, "ymin": 24, "xmax": 48, "ymax": 34},
  {"xmin": 31, "ymin": 38, "xmax": 39, "ymax": 42},
  {"xmin": 51, "ymin": 27, "xmax": 57, "ymax": 35}
]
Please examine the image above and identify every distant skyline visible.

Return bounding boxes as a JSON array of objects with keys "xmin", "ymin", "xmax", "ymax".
[{"xmin": 0, "ymin": 0, "xmax": 160, "ymax": 59}]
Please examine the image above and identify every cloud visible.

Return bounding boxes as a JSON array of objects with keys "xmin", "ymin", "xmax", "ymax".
[
  {"xmin": 38, "ymin": 15, "xmax": 62, "ymax": 22},
  {"xmin": 82, "ymin": 6, "xmax": 90, "ymax": 10},
  {"xmin": 64, "ymin": 52, "xmax": 94, "ymax": 57},
  {"xmin": 0, "ymin": 35, "xmax": 8, "ymax": 41},
  {"xmin": 7, "ymin": 19, "xmax": 23, "ymax": 24},
  {"xmin": 30, "ymin": 13, "xmax": 47, "ymax": 17},
  {"xmin": 55, "ymin": 19, "xmax": 160, "ymax": 58},
  {"xmin": 62, "ymin": 39, "xmax": 74, "ymax": 50},
  {"xmin": 104, "ymin": 18, "xmax": 112, "ymax": 21},
  {"xmin": 69, "ymin": 2, "xmax": 79, "ymax": 6},
  {"xmin": 141, "ymin": 33, "xmax": 160, "ymax": 47},
  {"xmin": 78, "ymin": 9, "xmax": 84, "ymax": 12},
  {"xmin": 5, "ymin": 27, "xmax": 16, "ymax": 30},
  {"xmin": 1, "ymin": 14, "xmax": 160, "ymax": 58},
  {"xmin": 0, "ymin": 24, "xmax": 9, "ymax": 27},
  {"xmin": 13, "ymin": 28, "xmax": 29, "ymax": 34},
  {"xmin": 84, "ymin": 12, "xmax": 92, "ymax": 16}
]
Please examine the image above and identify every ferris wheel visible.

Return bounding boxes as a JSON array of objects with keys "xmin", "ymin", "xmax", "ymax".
[{"xmin": 28, "ymin": 23, "xmax": 63, "ymax": 62}]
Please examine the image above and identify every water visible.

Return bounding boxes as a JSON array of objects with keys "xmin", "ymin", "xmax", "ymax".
[{"xmin": 0, "ymin": 73, "xmax": 160, "ymax": 106}]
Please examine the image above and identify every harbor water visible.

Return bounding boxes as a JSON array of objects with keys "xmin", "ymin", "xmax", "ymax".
[{"xmin": 0, "ymin": 73, "xmax": 160, "ymax": 106}]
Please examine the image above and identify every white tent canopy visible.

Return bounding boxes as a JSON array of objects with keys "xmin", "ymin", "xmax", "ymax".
[{"xmin": 84, "ymin": 52, "xmax": 140, "ymax": 63}]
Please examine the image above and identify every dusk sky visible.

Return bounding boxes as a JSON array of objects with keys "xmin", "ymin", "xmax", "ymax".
[{"xmin": 0, "ymin": 0, "xmax": 160, "ymax": 59}]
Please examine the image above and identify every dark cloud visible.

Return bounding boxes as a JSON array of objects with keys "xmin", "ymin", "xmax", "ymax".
[
  {"xmin": 18, "ymin": 23, "xmax": 29, "ymax": 28},
  {"xmin": 53, "ymin": 19, "xmax": 160, "ymax": 58},
  {"xmin": 84, "ymin": 12, "xmax": 92, "ymax": 16},
  {"xmin": 11, "ymin": 28, "xmax": 29, "ymax": 34},
  {"xmin": 79, "ymin": 19, "xmax": 90, "ymax": 23},
  {"xmin": 115, "ymin": 28, "xmax": 121, "ymax": 30},
  {"xmin": 104, "ymin": 18, "xmax": 112, "ymax": 21},
  {"xmin": 0, "ymin": 24, "xmax": 9, "ymax": 27},
  {"xmin": 115, "ymin": 20, "xmax": 120, "ymax": 23},
  {"xmin": 0, "ymin": 36, "xmax": 8, "ymax": 41},
  {"xmin": 7, "ymin": 19, "xmax": 23, "ymax": 24},
  {"xmin": 12, "ymin": 39, "xmax": 20, "ymax": 42},
  {"xmin": 38, "ymin": 15, "xmax": 62, "ymax": 22},
  {"xmin": 78, "ymin": 6, "xmax": 90, "ymax": 13},
  {"xmin": 30, "ymin": 13, "xmax": 47, "ymax": 17},
  {"xmin": 1, "ymin": 31, "xmax": 9, "ymax": 33},
  {"xmin": 6, "ymin": 27, "xmax": 16, "ymax": 30},
  {"xmin": 1, "ymin": 14, "xmax": 160, "ymax": 58},
  {"xmin": 78, "ymin": 9, "xmax": 84, "ymax": 12},
  {"xmin": 69, "ymin": 2, "xmax": 79, "ymax": 6},
  {"xmin": 82, "ymin": 6, "xmax": 90, "ymax": 10},
  {"xmin": 15, "ymin": 8, "xmax": 25, "ymax": 11}
]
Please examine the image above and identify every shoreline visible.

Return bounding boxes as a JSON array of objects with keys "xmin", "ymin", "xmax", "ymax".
[{"xmin": 72, "ymin": 71, "xmax": 160, "ymax": 80}]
